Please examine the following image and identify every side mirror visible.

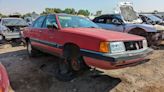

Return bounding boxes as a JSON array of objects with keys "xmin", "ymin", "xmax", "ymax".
[
  {"xmin": 112, "ymin": 19, "xmax": 122, "ymax": 25},
  {"xmin": 47, "ymin": 24, "xmax": 58, "ymax": 29}
]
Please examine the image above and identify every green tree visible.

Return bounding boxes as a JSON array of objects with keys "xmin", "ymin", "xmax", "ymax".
[
  {"xmin": 77, "ymin": 9, "xmax": 90, "ymax": 16},
  {"xmin": 63, "ymin": 8, "xmax": 76, "ymax": 14},
  {"xmin": 23, "ymin": 13, "xmax": 31, "ymax": 17},
  {"xmin": 41, "ymin": 8, "xmax": 63, "ymax": 15}
]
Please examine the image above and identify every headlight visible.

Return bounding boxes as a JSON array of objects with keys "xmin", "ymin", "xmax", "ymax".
[
  {"xmin": 143, "ymin": 39, "xmax": 148, "ymax": 49},
  {"xmin": 110, "ymin": 42, "xmax": 125, "ymax": 53}
]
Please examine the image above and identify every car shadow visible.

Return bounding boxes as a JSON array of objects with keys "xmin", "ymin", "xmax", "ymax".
[
  {"xmin": 0, "ymin": 42, "xmax": 24, "ymax": 49},
  {"xmin": 39, "ymin": 58, "xmax": 121, "ymax": 92},
  {"xmin": 0, "ymin": 49, "xmax": 121, "ymax": 92}
]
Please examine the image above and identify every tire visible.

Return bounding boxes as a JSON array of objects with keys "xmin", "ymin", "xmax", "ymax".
[
  {"xmin": 54, "ymin": 45, "xmax": 89, "ymax": 81},
  {"xmin": 27, "ymin": 40, "xmax": 39, "ymax": 57}
]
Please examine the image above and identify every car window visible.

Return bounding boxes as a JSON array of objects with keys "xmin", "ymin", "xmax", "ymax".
[
  {"xmin": 2, "ymin": 18, "xmax": 27, "ymax": 26},
  {"xmin": 106, "ymin": 17, "xmax": 113, "ymax": 24},
  {"xmin": 33, "ymin": 16, "xmax": 46, "ymax": 28},
  {"xmin": 139, "ymin": 15, "xmax": 145, "ymax": 21},
  {"xmin": 58, "ymin": 15, "xmax": 98, "ymax": 28},
  {"xmin": 146, "ymin": 14, "xmax": 163, "ymax": 22},
  {"xmin": 42, "ymin": 15, "xmax": 57, "ymax": 28},
  {"xmin": 93, "ymin": 16, "xmax": 107, "ymax": 23},
  {"xmin": 94, "ymin": 15, "xmax": 117, "ymax": 24}
]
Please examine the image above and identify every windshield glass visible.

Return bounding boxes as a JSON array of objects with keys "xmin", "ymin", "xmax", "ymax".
[
  {"xmin": 146, "ymin": 14, "xmax": 163, "ymax": 22},
  {"xmin": 58, "ymin": 15, "xmax": 99, "ymax": 28},
  {"xmin": 2, "ymin": 18, "xmax": 27, "ymax": 26}
]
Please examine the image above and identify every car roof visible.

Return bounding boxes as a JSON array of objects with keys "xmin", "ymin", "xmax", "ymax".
[
  {"xmin": 41, "ymin": 13, "xmax": 76, "ymax": 17},
  {"xmin": 97, "ymin": 14, "xmax": 121, "ymax": 17}
]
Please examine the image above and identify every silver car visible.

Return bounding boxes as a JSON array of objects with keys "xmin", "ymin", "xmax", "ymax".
[{"xmin": 0, "ymin": 18, "xmax": 27, "ymax": 43}]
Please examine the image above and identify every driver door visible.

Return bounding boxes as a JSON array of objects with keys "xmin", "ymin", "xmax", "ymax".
[{"xmin": 40, "ymin": 15, "xmax": 62, "ymax": 55}]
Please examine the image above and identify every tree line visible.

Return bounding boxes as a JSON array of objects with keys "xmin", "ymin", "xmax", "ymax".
[
  {"xmin": 41, "ymin": 8, "xmax": 90, "ymax": 16},
  {"xmin": 0, "ymin": 8, "xmax": 94, "ymax": 18}
]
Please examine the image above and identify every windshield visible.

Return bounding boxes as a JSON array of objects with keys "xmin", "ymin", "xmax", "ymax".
[
  {"xmin": 146, "ymin": 14, "xmax": 163, "ymax": 22},
  {"xmin": 58, "ymin": 15, "xmax": 99, "ymax": 28},
  {"xmin": 2, "ymin": 18, "xmax": 27, "ymax": 26}
]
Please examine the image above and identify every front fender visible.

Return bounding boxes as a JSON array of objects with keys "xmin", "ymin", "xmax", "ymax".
[{"xmin": 125, "ymin": 24, "xmax": 157, "ymax": 33}]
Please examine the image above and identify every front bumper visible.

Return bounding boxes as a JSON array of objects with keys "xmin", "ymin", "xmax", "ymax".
[{"xmin": 82, "ymin": 48, "xmax": 153, "ymax": 70}]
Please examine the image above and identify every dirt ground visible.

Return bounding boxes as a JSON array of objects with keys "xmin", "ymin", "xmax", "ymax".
[{"xmin": 0, "ymin": 44, "xmax": 164, "ymax": 92}]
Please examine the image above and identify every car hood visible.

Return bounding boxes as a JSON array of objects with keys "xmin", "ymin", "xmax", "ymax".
[
  {"xmin": 119, "ymin": 2, "xmax": 143, "ymax": 24},
  {"xmin": 125, "ymin": 23, "xmax": 157, "ymax": 32},
  {"xmin": 62, "ymin": 28, "xmax": 145, "ymax": 41}
]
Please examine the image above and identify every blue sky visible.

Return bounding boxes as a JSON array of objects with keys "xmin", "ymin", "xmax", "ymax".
[{"xmin": 0, "ymin": 0, "xmax": 164, "ymax": 15}]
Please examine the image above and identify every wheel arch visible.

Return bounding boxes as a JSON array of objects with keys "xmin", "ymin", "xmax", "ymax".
[
  {"xmin": 128, "ymin": 27, "xmax": 147, "ymax": 36},
  {"xmin": 63, "ymin": 42, "xmax": 80, "ymax": 51}
]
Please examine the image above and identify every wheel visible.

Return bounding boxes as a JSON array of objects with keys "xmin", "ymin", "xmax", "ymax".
[
  {"xmin": 27, "ymin": 40, "xmax": 39, "ymax": 57},
  {"xmin": 54, "ymin": 45, "xmax": 89, "ymax": 81}
]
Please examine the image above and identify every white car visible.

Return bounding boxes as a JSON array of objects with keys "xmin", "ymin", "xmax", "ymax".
[{"xmin": 0, "ymin": 18, "xmax": 28, "ymax": 43}]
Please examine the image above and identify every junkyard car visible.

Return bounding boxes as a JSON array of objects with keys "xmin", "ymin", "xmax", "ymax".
[
  {"xmin": 139, "ymin": 14, "xmax": 164, "ymax": 40},
  {"xmin": 93, "ymin": 2, "xmax": 162, "ymax": 46},
  {"xmin": 139, "ymin": 14, "xmax": 164, "ymax": 25},
  {"xmin": 23, "ymin": 14, "xmax": 152, "ymax": 81},
  {"xmin": 93, "ymin": 14, "xmax": 161, "ymax": 45},
  {"xmin": 0, "ymin": 18, "xmax": 28, "ymax": 43},
  {"xmin": 0, "ymin": 63, "xmax": 13, "ymax": 92}
]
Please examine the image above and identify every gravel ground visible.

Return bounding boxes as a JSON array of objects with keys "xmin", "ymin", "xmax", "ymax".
[{"xmin": 0, "ymin": 44, "xmax": 164, "ymax": 92}]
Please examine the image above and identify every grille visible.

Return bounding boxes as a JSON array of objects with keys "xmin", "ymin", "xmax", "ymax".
[{"xmin": 124, "ymin": 41, "xmax": 143, "ymax": 51}]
